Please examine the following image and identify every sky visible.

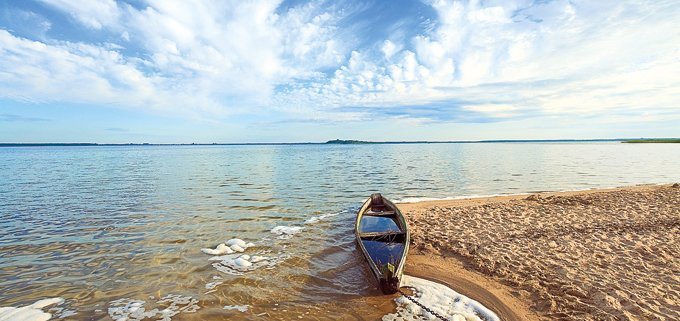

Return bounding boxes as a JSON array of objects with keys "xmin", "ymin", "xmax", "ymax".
[{"xmin": 0, "ymin": 0, "xmax": 678, "ymax": 143}]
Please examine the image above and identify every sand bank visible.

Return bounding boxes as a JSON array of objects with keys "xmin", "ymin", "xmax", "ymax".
[{"xmin": 399, "ymin": 184, "xmax": 679, "ymax": 321}]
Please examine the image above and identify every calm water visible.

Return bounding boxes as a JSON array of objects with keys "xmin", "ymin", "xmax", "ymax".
[{"xmin": 0, "ymin": 143, "xmax": 678, "ymax": 320}]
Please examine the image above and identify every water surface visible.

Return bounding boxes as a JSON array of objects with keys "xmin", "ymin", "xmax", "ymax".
[{"xmin": 0, "ymin": 143, "xmax": 677, "ymax": 320}]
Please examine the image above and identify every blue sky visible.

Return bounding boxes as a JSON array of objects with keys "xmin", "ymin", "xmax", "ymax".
[{"xmin": 0, "ymin": 0, "xmax": 678, "ymax": 143}]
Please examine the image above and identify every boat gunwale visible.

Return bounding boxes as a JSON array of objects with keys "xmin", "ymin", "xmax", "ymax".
[{"xmin": 355, "ymin": 194, "xmax": 410, "ymax": 293}]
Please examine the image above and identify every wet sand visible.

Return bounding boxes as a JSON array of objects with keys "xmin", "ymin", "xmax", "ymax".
[{"xmin": 399, "ymin": 184, "xmax": 680, "ymax": 321}]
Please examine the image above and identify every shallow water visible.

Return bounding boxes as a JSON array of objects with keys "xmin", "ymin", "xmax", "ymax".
[{"xmin": 0, "ymin": 142, "xmax": 678, "ymax": 320}]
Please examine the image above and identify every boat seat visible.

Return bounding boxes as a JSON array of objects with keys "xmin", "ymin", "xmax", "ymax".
[
  {"xmin": 364, "ymin": 210, "xmax": 396, "ymax": 216},
  {"xmin": 359, "ymin": 231, "xmax": 404, "ymax": 238},
  {"xmin": 370, "ymin": 205, "xmax": 387, "ymax": 211}
]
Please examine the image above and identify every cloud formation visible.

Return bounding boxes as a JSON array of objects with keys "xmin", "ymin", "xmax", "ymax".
[
  {"xmin": 277, "ymin": 0, "xmax": 679, "ymax": 122},
  {"xmin": 0, "ymin": 0, "xmax": 678, "ymax": 125},
  {"xmin": 2, "ymin": 0, "xmax": 355, "ymax": 118}
]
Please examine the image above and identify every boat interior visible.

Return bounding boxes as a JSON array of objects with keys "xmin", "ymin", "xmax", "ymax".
[{"xmin": 357, "ymin": 196, "xmax": 406, "ymax": 268}]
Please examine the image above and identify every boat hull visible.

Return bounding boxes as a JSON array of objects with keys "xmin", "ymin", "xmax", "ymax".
[{"xmin": 355, "ymin": 193, "xmax": 410, "ymax": 294}]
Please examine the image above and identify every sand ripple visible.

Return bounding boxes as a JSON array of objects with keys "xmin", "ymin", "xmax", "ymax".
[{"xmin": 404, "ymin": 185, "xmax": 680, "ymax": 321}]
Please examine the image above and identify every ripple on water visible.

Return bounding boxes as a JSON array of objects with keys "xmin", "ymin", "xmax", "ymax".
[
  {"xmin": 2, "ymin": 143, "xmax": 678, "ymax": 320},
  {"xmin": 223, "ymin": 305, "xmax": 249, "ymax": 312},
  {"xmin": 270, "ymin": 226, "xmax": 304, "ymax": 239},
  {"xmin": 0, "ymin": 297, "xmax": 79, "ymax": 320},
  {"xmin": 108, "ymin": 295, "xmax": 199, "ymax": 321}
]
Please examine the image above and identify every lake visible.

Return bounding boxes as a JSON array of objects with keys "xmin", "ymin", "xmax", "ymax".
[{"xmin": 0, "ymin": 142, "xmax": 677, "ymax": 320}]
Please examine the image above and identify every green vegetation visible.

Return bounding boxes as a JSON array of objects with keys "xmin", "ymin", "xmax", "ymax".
[
  {"xmin": 622, "ymin": 139, "xmax": 680, "ymax": 143},
  {"xmin": 324, "ymin": 139, "xmax": 371, "ymax": 144}
]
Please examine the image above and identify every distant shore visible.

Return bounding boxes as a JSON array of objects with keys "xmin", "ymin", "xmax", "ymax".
[
  {"xmin": 4, "ymin": 138, "xmax": 679, "ymax": 147},
  {"xmin": 621, "ymin": 139, "xmax": 680, "ymax": 143},
  {"xmin": 399, "ymin": 184, "xmax": 679, "ymax": 320}
]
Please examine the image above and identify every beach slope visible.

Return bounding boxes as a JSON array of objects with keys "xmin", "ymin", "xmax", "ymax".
[{"xmin": 399, "ymin": 184, "xmax": 679, "ymax": 320}]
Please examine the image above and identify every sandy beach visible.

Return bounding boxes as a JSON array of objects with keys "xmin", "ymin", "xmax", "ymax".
[{"xmin": 399, "ymin": 184, "xmax": 680, "ymax": 321}]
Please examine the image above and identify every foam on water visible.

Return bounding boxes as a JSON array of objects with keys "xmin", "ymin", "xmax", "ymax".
[
  {"xmin": 201, "ymin": 243, "xmax": 233, "ymax": 255},
  {"xmin": 205, "ymin": 281, "xmax": 222, "ymax": 290},
  {"xmin": 47, "ymin": 306, "xmax": 77, "ymax": 319},
  {"xmin": 209, "ymin": 253, "xmax": 288, "ymax": 275},
  {"xmin": 108, "ymin": 295, "xmax": 199, "ymax": 321},
  {"xmin": 393, "ymin": 185, "xmax": 657, "ymax": 204},
  {"xmin": 270, "ymin": 226, "xmax": 304, "ymax": 239},
  {"xmin": 393, "ymin": 194, "xmax": 529, "ymax": 203},
  {"xmin": 204, "ymin": 276, "xmax": 224, "ymax": 294},
  {"xmin": 201, "ymin": 238, "xmax": 256, "ymax": 255},
  {"xmin": 304, "ymin": 212, "xmax": 340, "ymax": 224},
  {"xmin": 226, "ymin": 238, "xmax": 255, "ymax": 248},
  {"xmin": 223, "ymin": 305, "xmax": 249, "ymax": 312},
  {"xmin": 200, "ymin": 236, "xmax": 288, "ymax": 277},
  {"xmin": 383, "ymin": 275, "xmax": 500, "ymax": 321},
  {"xmin": 234, "ymin": 257, "xmax": 252, "ymax": 267},
  {"xmin": 0, "ymin": 298, "xmax": 64, "ymax": 321}
]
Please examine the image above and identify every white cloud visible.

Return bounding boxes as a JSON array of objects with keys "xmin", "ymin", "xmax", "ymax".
[
  {"xmin": 1, "ymin": 0, "xmax": 355, "ymax": 117},
  {"xmin": 39, "ymin": 0, "xmax": 120, "ymax": 29},
  {"xmin": 271, "ymin": 0, "xmax": 679, "ymax": 123},
  {"xmin": 463, "ymin": 104, "xmax": 518, "ymax": 118},
  {"xmin": 0, "ymin": 0, "xmax": 678, "ymax": 126},
  {"xmin": 0, "ymin": 29, "xmax": 222, "ymax": 117},
  {"xmin": 381, "ymin": 40, "xmax": 398, "ymax": 59}
]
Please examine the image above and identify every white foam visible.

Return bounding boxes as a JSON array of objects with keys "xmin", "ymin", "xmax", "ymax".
[
  {"xmin": 28, "ymin": 298, "xmax": 64, "ymax": 310},
  {"xmin": 46, "ymin": 305, "xmax": 77, "ymax": 319},
  {"xmin": 53, "ymin": 309, "xmax": 77, "ymax": 318},
  {"xmin": 383, "ymin": 275, "xmax": 500, "ymax": 321},
  {"xmin": 201, "ymin": 243, "xmax": 234, "ymax": 255},
  {"xmin": 205, "ymin": 275, "xmax": 224, "ymax": 294},
  {"xmin": 395, "ymin": 196, "xmax": 460, "ymax": 203},
  {"xmin": 270, "ymin": 226, "xmax": 303, "ymax": 239},
  {"xmin": 0, "ymin": 297, "xmax": 64, "ymax": 321},
  {"xmin": 394, "ymin": 194, "xmax": 526, "ymax": 203},
  {"xmin": 108, "ymin": 295, "xmax": 199, "ymax": 321},
  {"xmin": 230, "ymin": 244, "xmax": 245, "ymax": 252},
  {"xmin": 210, "ymin": 253, "xmax": 288, "ymax": 275},
  {"xmin": 226, "ymin": 238, "xmax": 255, "ymax": 252},
  {"xmin": 393, "ymin": 187, "xmax": 639, "ymax": 204},
  {"xmin": 304, "ymin": 212, "xmax": 339, "ymax": 224},
  {"xmin": 223, "ymin": 305, "xmax": 249, "ymax": 312},
  {"xmin": 234, "ymin": 257, "xmax": 253, "ymax": 267},
  {"xmin": 202, "ymin": 239, "xmax": 255, "ymax": 256},
  {"xmin": 203, "ymin": 237, "xmax": 287, "ymax": 275},
  {"xmin": 226, "ymin": 238, "xmax": 247, "ymax": 247},
  {"xmin": 250, "ymin": 255, "xmax": 268, "ymax": 263},
  {"xmin": 205, "ymin": 281, "xmax": 222, "ymax": 290}
]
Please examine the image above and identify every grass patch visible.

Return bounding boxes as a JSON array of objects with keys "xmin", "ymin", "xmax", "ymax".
[{"xmin": 622, "ymin": 139, "xmax": 680, "ymax": 143}]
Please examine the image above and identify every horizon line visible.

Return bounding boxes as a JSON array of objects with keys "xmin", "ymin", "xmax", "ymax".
[{"xmin": 1, "ymin": 138, "xmax": 677, "ymax": 147}]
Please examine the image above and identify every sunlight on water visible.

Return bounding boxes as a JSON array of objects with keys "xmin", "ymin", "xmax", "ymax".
[{"xmin": 0, "ymin": 143, "xmax": 678, "ymax": 320}]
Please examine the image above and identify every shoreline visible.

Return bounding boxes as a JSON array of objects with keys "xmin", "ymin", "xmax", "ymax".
[
  {"xmin": 0, "ymin": 139, "xmax": 637, "ymax": 147},
  {"xmin": 396, "ymin": 182, "xmax": 669, "ymax": 205},
  {"xmin": 404, "ymin": 254, "xmax": 541, "ymax": 321},
  {"xmin": 398, "ymin": 183, "xmax": 679, "ymax": 320}
]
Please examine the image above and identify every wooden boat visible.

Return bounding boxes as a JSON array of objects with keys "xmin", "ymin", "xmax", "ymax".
[{"xmin": 355, "ymin": 193, "xmax": 410, "ymax": 294}]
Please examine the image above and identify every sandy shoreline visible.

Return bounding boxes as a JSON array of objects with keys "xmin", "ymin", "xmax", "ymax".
[{"xmin": 398, "ymin": 184, "xmax": 679, "ymax": 321}]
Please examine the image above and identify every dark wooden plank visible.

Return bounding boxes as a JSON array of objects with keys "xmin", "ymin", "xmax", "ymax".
[
  {"xmin": 359, "ymin": 231, "xmax": 404, "ymax": 238},
  {"xmin": 364, "ymin": 210, "xmax": 396, "ymax": 216}
]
